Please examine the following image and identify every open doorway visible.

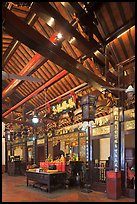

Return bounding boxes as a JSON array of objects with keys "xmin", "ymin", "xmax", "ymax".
[{"xmin": 92, "ymin": 137, "xmax": 110, "ymax": 192}]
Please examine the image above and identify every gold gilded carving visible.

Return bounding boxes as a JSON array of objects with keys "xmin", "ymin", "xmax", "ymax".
[
  {"xmin": 68, "ymin": 98, "xmax": 76, "ymax": 108},
  {"xmin": 47, "ymin": 132, "xmax": 52, "ymax": 137},
  {"xmin": 92, "ymin": 126, "xmax": 110, "ymax": 136},
  {"xmin": 37, "ymin": 139, "xmax": 44, "ymax": 145},
  {"xmin": 124, "ymin": 120, "xmax": 135, "ymax": 130},
  {"xmin": 79, "ymin": 132, "xmax": 86, "ymax": 137},
  {"xmin": 27, "ymin": 141, "xmax": 33, "ymax": 146}
]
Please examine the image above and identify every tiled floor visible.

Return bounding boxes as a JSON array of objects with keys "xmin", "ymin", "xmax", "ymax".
[{"xmin": 2, "ymin": 173, "xmax": 135, "ymax": 202}]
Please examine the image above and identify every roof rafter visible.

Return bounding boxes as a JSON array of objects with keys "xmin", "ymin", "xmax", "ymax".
[{"xmin": 2, "ymin": 6, "xmax": 115, "ymax": 92}]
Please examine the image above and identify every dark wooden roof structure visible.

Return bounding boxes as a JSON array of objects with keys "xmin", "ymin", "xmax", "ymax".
[{"xmin": 2, "ymin": 2, "xmax": 135, "ymax": 126}]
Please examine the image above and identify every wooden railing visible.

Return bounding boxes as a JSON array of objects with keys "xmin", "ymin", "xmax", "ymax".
[{"xmin": 93, "ymin": 160, "xmax": 109, "ymax": 183}]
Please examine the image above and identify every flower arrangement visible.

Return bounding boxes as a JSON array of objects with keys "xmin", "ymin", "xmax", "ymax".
[
  {"xmin": 10, "ymin": 156, "xmax": 14, "ymax": 161},
  {"xmin": 46, "ymin": 154, "xmax": 53, "ymax": 162},
  {"xmin": 70, "ymin": 153, "xmax": 78, "ymax": 161}
]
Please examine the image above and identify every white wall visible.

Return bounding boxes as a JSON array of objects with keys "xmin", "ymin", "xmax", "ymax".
[
  {"xmin": 100, "ymin": 138, "xmax": 110, "ymax": 160},
  {"xmin": 2, "ymin": 122, "xmax": 5, "ymax": 165}
]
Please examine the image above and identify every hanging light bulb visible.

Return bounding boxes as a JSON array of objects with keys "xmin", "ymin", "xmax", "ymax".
[
  {"xmin": 56, "ymin": 33, "xmax": 63, "ymax": 39},
  {"xmin": 32, "ymin": 110, "xmax": 39, "ymax": 124},
  {"xmin": 32, "ymin": 115, "xmax": 39, "ymax": 124}
]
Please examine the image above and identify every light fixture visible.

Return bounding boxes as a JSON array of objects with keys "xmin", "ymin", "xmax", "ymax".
[
  {"xmin": 61, "ymin": 2, "xmax": 66, "ymax": 6},
  {"xmin": 57, "ymin": 33, "xmax": 63, "ymax": 39},
  {"xmin": 47, "ymin": 17, "xmax": 55, "ymax": 27},
  {"xmin": 32, "ymin": 115, "xmax": 39, "ymax": 124},
  {"xmin": 125, "ymin": 85, "xmax": 135, "ymax": 99},
  {"xmin": 125, "ymin": 85, "xmax": 134, "ymax": 93},
  {"xmin": 69, "ymin": 36, "xmax": 76, "ymax": 43},
  {"xmin": 124, "ymin": 71, "xmax": 127, "ymax": 76},
  {"xmin": 94, "ymin": 50, "xmax": 100, "ymax": 55},
  {"xmin": 101, "ymin": 87, "xmax": 106, "ymax": 94}
]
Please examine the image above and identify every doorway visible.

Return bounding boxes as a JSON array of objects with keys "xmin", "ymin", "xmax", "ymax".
[{"xmin": 92, "ymin": 137, "xmax": 110, "ymax": 192}]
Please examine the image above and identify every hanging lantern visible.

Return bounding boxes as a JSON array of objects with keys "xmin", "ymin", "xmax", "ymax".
[{"xmin": 80, "ymin": 94, "xmax": 97, "ymax": 121}]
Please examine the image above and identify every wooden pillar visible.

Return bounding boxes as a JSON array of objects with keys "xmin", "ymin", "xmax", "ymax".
[
  {"xmin": 119, "ymin": 107, "xmax": 125, "ymax": 192},
  {"xmin": 86, "ymin": 125, "xmax": 93, "ymax": 165},
  {"xmin": 44, "ymin": 133, "xmax": 48, "ymax": 160},
  {"xmin": 23, "ymin": 127, "xmax": 28, "ymax": 164},
  {"xmin": 22, "ymin": 105, "xmax": 28, "ymax": 165},
  {"xmin": 110, "ymin": 106, "xmax": 120, "ymax": 171},
  {"xmin": 4, "ymin": 127, "xmax": 9, "ymax": 171},
  {"xmin": 78, "ymin": 132, "xmax": 80, "ymax": 160},
  {"xmin": 4, "ymin": 140, "xmax": 8, "ymax": 173},
  {"xmin": 80, "ymin": 94, "xmax": 96, "ymax": 190},
  {"xmin": 119, "ymin": 107, "xmax": 124, "ymax": 170},
  {"xmin": 110, "ymin": 106, "xmax": 125, "ymax": 172},
  {"xmin": 84, "ymin": 123, "xmax": 93, "ymax": 186},
  {"xmin": 107, "ymin": 106, "xmax": 122, "ymax": 199},
  {"xmin": 33, "ymin": 124, "xmax": 37, "ymax": 164},
  {"xmin": 9, "ymin": 127, "xmax": 14, "ymax": 156}
]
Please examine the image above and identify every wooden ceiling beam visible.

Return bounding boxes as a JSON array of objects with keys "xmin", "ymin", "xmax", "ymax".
[
  {"xmin": 121, "ymin": 72, "xmax": 135, "ymax": 86},
  {"xmin": 31, "ymin": 2, "xmax": 119, "ymax": 86},
  {"xmin": 3, "ymin": 27, "xmax": 66, "ymax": 99},
  {"xmin": 2, "ymin": 6, "xmax": 115, "ymax": 92},
  {"xmin": 2, "ymin": 39, "xmax": 20, "ymax": 66},
  {"xmin": 68, "ymin": 2, "xmax": 104, "ymax": 44},
  {"xmin": 3, "ymin": 12, "xmax": 38, "ymax": 66},
  {"xmin": 2, "ymin": 53, "xmax": 47, "ymax": 99},
  {"xmin": 2, "ymin": 70, "xmax": 68, "ymax": 118},
  {"xmin": 31, "ymin": 2, "xmax": 101, "ymax": 54},
  {"xmin": 2, "ymin": 104, "xmax": 11, "ymax": 110},
  {"xmin": 105, "ymin": 17, "xmax": 135, "ymax": 44}
]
